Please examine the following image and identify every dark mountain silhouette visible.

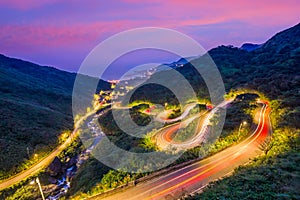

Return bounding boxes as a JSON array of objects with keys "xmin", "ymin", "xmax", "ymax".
[{"xmin": 240, "ymin": 43, "xmax": 262, "ymax": 51}]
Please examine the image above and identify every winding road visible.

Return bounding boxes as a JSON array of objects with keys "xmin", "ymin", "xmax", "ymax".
[
  {"xmin": 155, "ymin": 103, "xmax": 198, "ymax": 123},
  {"xmin": 155, "ymin": 100, "xmax": 232, "ymax": 151},
  {"xmin": 89, "ymin": 100, "xmax": 271, "ymax": 200},
  {"xmin": 0, "ymin": 106, "xmax": 101, "ymax": 190}
]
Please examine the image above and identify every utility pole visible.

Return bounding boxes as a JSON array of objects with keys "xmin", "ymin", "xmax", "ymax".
[
  {"xmin": 36, "ymin": 177, "xmax": 45, "ymax": 200},
  {"xmin": 30, "ymin": 177, "xmax": 45, "ymax": 200}
]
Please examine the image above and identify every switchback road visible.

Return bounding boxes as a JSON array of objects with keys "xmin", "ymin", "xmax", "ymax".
[{"xmin": 89, "ymin": 101, "xmax": 271, "ymax": 200}]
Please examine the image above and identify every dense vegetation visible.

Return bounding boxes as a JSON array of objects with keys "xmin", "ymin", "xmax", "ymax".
[
  {"xmin": 185, "ymin": 127, "xmax": 300, "ymax": 200},
  {"xmin": 66, "ymin": 105, "xmax": 156, "ymax": 198},
  {"xmin": 0, "ymin": 170, "xmax": 51, "ymax": 200},
  {"xmin": 172, "ymin": 94, "xmax": 257, "ymax": 165},
  {"xmin": 0, "ymin": 55, "xmax": 110, "ymax": 179},
  {"xmin": 173, "ymin": 118, "xmax": 199, "ymax": 142}
]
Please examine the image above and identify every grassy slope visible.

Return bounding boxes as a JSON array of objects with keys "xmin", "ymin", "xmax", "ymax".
[{"xmin": 0, "ymin": 54, "xmax": 110, "ymax": 178}]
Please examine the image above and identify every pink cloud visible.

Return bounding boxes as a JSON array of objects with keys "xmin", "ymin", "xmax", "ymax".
[
  {"xmin": 0, "ymin": 0, "xmax": 299, "ymax": 71},
  {"xmin": 0, "ymin": 0, "xmax": 62, "ymax": 10},
  {"xmin": 122, "ymin": 0, "xmax": 299, "ymax": 27},
  {"xmin": 1, "ymin": 22, "xmax": 119, "ymax": 48}
]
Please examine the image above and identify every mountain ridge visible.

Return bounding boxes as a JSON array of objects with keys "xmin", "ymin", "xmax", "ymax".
[{"xmin": 240, "ymin": 43, "xmax": 262, "ymax": 52}]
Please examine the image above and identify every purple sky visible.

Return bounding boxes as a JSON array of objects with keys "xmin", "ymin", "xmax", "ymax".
[{"xmin": 0, "ymin": 0, "xmax": 299, "ymax": 79}]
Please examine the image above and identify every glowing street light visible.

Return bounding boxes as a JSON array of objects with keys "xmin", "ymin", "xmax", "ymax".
[
  {"xmin": 30, "ymin": 177, "xmax": 45, "ymax": 200},
  {"xmin": 238, "ymin": 121, "xmax": 247, "ymax": 137}
]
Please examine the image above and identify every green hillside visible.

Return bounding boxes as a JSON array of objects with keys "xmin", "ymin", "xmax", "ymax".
[
  {"xmin": 0, "ymin": 55, "xmax": 110, "ymax": 178},
  {"xmin": 185, "ymin": 23, "xmax": 300, "ymax": 199}
]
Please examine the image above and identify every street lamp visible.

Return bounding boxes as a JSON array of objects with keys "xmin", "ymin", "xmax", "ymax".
[
  {"xmin": 238, "ymin": 121, "xmax": 247, "ymax": 137},
  {"xmin": 30, "ymin": 177, "xmax": 45, "ymax": 200}
]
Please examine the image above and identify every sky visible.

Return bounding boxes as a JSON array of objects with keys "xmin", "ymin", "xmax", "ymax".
[{"xmin": 0, "ymin": 0, "xmax": 299, "ymax": 79}]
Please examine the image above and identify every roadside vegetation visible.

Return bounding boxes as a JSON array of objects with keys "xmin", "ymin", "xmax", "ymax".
[
  {"xmin": 185, "ymin": 127, "xmax": 299, "ymax": 199},
  {"xmin": 0, "ymin": 170, "xmax": 50, "ymax": 200},
  {"xmin": 173, "ymin": 118, "xmax": 199, "ymax": 142},
  {"xmin": 173, "ymin": 94, "xmax": 257, "ymax": 165}
]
